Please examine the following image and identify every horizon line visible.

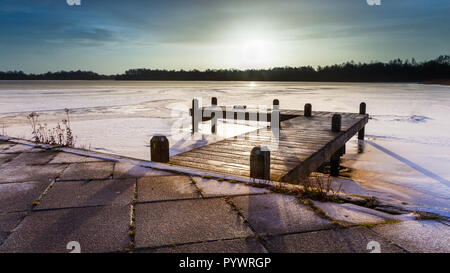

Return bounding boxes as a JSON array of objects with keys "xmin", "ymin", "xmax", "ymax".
[{"xmin": 1, "ymin": 55, "xmax": 448, "ymax": 76}]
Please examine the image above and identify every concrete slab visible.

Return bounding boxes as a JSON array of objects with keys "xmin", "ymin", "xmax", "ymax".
[
  {"xmin": 37, "ymin": 179, "xmax": 136, "ymax": 209},
  {"xmin": 0, "ymin": 212, "xmax": 26, "ymax": 232},
  {"xmin": 48, "ymin": 152, "xmax": 104, "ymax": 164},
  {"xmin": 0, "ymin": 143, "xmax": 15, "ymax": 152},
  {"xmin": 113, "ymin": 162, "xmax": 173, "ymax": 179},
  {"xmin": 0, "ymin": 181, "xmax": 51, "ymax": 213},
  {"xmin": 0, "ymin": 232, "xmax": 7, "ymax": 245},
  {"xmin": 192, "ymin": 177, "xmax": 270, "ymax": 197},
  {"xmin": 231, "ymin": 194, "xmax": 333, "ymax": 235},
  {"xmin": 58, "ymin": 162, "xmax": 114, "ymax": 181},
  {"xmin": 137, "ymin": 175, "xmax": 200, "ymax": 202},
  {"xmin": 370, "ymin": 220, "xmax": 450, "ymax": 253},
  {"xmin": 0, "ymin": 153, "xmax": 19, "ymax": 164},
  {"xmin": 312, "ymin": 201, "xmax": 401, "ymax": 225},
  {"xmin": 135, "ymin": 198, "xmax": 253, "ymax": 248},
  {"xmin": 5, "ymin": 151, "xmax": 58, "ymax": 165},
  {"xmin": 0, "ymin": 164, "xmax": 66, "ymax": 184},
  {"xmin": 264, "ymin": 226, "xmax": 404, "ymax": 253},
  {"xmin": 138, "ymin": 238, "xmax": 267, "ymax": 253},
  {"xmin": 0, "ymin": 205, "xmax": 131, "ymax": 253},
  {"xmin": 0, "ymin": 144, "xmax": 42, "ymax": 154}
]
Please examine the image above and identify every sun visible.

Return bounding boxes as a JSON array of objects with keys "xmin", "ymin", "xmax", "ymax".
[{"xmin": 241, "ymin": 39, "xmax": 267, "ymax": 66}]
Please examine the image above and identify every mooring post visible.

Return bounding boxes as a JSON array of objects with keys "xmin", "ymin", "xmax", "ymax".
[
  {"xmin": 358, "ymin": 102, "xmax": 366, "ymax": 140},
  {"xmin": 331, "ymin": 114, "xmax": 341, "ymax": 132},
  {"xmin": 211, "ymin": 97, "xmax": 217, "ymax": 134},
  {"xmin": 192, "ymin": 98, "xmax": 199, "ymax": 133},
  {"xmin": 250, "ymin": 146, "xmax": 270, "ymax": 180},
  {"xmin": 273, "ymin": 99, "xmax": 279, "ymax": 110},
  {"xmin": 330, "ymin": 114, "xmax": 342, "ymax": 176},
  {"xmin": 150, "ymin": 135, "xmax": 169, "ymax": 163},
  {"xmin": 304, "ymin": 103, "xmax": 312, "ymax": 117},
  {"xmin": 330, "ymin": 152, "xmax": 340, "ymax": 177},
  {"xmin": 271, "ymin": 99, "xmax": 281, "ymax": 130},
  {"xmin": 233, "ymin": 105, "xmax": 246, "ymax": 121},
  {"xmin": 339, "ymin": 144, "xmax": 346, "ymax": 156}
]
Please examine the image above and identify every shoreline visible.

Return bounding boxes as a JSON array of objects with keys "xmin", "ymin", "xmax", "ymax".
[
  {"xmin": 0, "ymin": 79, "xmax": 449, "ymax": 87},
  {"xmin": 421, "ymin": 79, "xmax": 450, "ymax": 85}
]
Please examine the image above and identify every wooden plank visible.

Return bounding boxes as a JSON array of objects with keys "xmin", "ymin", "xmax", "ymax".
[
  {"xmin": 183, "ymin": 149, "xmax": 306, "ymax": 164},
  {"xmin": 193, "ymin": 145, "xmax": 312, "ymax": 160},
  {"xmin": 171, "ymin": 153, "xmax": 295, "ymax": 172},
  {"xmin": 172, "ymin": 148, "xmax": 304, "ymax": 167},
  {"xmin": 170, "ymin": 156, "xmax": 286, "ymax": 181}
]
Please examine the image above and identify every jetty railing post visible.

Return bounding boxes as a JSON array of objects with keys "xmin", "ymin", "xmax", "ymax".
[
  {"xmin": 271, "ymin": 99, "xmax": 281, "ymax": 130},
  {"xmin": 250, "ymin": 146, "xmax": 270, "ymax": 180},
  {"xmin": 331, "ymin": 114, "xmax": 341, "ymax": 132},
  {"xmin": 233, "ymin": 105, "xmax": 246, "ymax": 121},
  {"xmin": 304, "ymin": 103, "xmax": 312, "ymax": 117},
  {"xmin": 192, "ymin": 98, "xmax": 199, "ymax": 133},
  {"xmin": 330, "ymin": 114, "xmax": 342, "ymax": 176},
  {"xmin": 273, "ymin": 99, "xmax": 279, "ymax": 110},
  {"xmin": 211, "ymin": 97, "xmax": 217, "ymax": 134},
  {"xmin": 150, "ymin": 135, "xmax": 169, "ymax": 163},
  {"xmin": 358, "ymin": 102, "xmax": 366, "ymax": 140}
]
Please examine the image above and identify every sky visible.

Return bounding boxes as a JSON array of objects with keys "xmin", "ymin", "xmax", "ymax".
[{"xmin": 0, "ymin": 0, "xmax": 449, "ymax": 74}]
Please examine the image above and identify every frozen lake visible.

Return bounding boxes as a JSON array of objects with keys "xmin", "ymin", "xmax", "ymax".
[{"xmin": 0, "ymin": 80, "xmax": 449, "ymax": 217}]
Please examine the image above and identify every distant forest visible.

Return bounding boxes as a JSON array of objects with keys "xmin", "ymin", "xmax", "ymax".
[{"xmin": 1, "ymin": 55, "xmax": 449, "ymax": 82}]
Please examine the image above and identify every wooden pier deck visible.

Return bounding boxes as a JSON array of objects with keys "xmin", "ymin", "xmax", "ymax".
[{"xmin": 169, "ymin": 103, "xmax": 368, "ymax": 184}]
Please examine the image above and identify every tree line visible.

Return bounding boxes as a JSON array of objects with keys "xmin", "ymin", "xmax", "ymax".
[
  {"xmin": 0, "ymin": 70, "xmax": 112, "ymax": 80},
  {"xmin": 1, "ymin": 55, "xmax": 449, "ymax": 82}
]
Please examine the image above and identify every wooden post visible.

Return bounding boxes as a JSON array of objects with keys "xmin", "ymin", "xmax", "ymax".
[
  {"xmin": 192, "ymin": 99, "xmax": 199, "ymax": 133},
  {"xmin": 332, "ymin": 114, "xmax": 341, "ymax": 132},
  {"xmin": 250, "ymin": 146, "xmax": 270, "ymax": 180},
  {"xmin": 358, "ymin": 125, "xmax": 365, "ymax": 140},
  {"xmin": 331, "ymin": 114, "xmax": 342, "ymax": 176},
  {"xmin": 358, "ymin": 102, "xmax": 366, "ymax": 140},
  {"xmin": 358, "ymin": 142, "xmax": 365, "ymax": 154},
  {"xmin": 233, "ymin": 105, "xmax": 246, "ymax": 120},
  {"xmin": 330, "ymin": 152, "xmax": 340, "ymax": 176},
  {"xmin": 150, "ymin": 135, "xmax": 169, "ymax": 163},
  {"xmin": 359, "ymin": 102, "xmax": 366, "ymax": 115},
  {"xmin": 273, "ymin": 99, "xmax": 279, "ymax": 110},
  {"xmin": 304, "ymin": 103, "xmax": 312, "ymax": 117},
  {"xmin": 271, "ymin": 99, "xmax": 281, "ymax": 130},
  {"xmin": 339, "ymin": 144, "xmax": 346, "ymax": 156},
  {"xmin": 211, "ymin": 97, "xmax": 217, "ymax": 134}
]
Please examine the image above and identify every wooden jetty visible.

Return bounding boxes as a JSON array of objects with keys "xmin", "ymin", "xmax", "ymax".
[{"xmin": 152, "ymin": 98, "xmax": 369, "ymax": 184}]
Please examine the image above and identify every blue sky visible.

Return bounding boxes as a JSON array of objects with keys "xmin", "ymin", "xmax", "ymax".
[{"xmin": 0, "ymin": 0, "xmax": 449, "ymax": 74}]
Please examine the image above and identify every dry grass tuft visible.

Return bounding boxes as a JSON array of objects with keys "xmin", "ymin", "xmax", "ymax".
[
  {"xmin": 301, "ymin": 175, "xmax": 342, "ymax": 201},
  {"xmin": 415, "ymin": 211, "xmax": 447, "ymax": 221},
  {"xmin": 27, "ymin": 108, "xmax": 75, "ymax": 147}
]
